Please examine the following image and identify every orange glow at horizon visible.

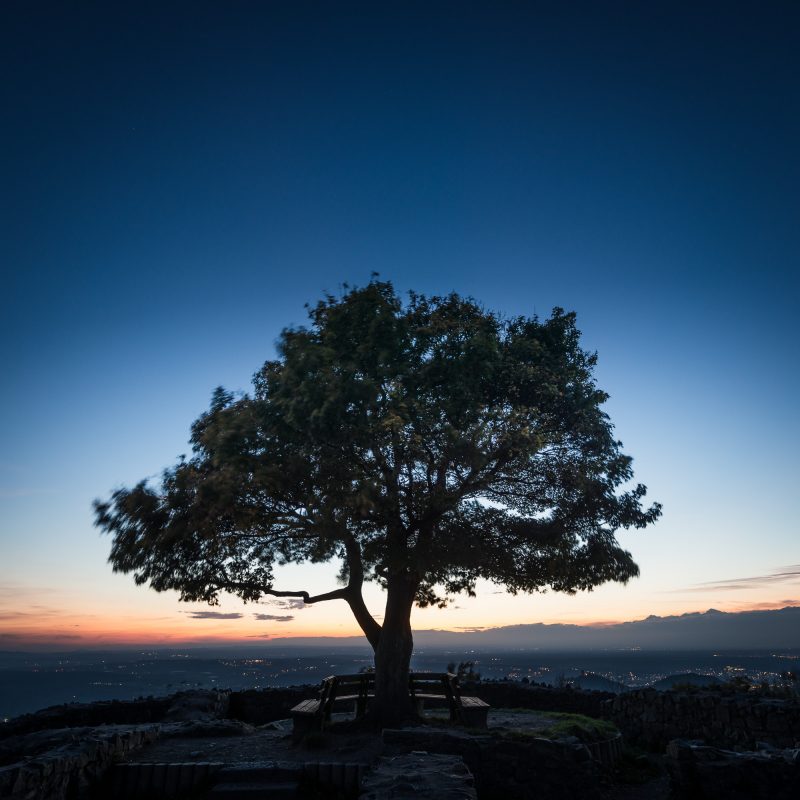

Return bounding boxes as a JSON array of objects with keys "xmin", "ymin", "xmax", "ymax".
[{"xmin": 3, "ymin": 596, "xmax": 798, "ymax": 649}]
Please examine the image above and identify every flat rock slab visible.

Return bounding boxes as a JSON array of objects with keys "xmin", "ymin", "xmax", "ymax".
[
  {"xmin": 486, "ymin": 709, "xmax": 562, "ymax": 730},
  {"xmin": 122, "ymin": 725, "xmax": 383, "ymax": 766},
  {"xmin": 360, "ymin": 752, "xmax": 476, "ymax": 799}
]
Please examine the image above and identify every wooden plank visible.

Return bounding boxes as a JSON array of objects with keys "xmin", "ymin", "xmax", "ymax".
[
  {"xmin": 290, "ymin": 699, "xmax": 321, "ymax": 715},
  {"xmin": 460, "ymin": 697, "xmax": 489, "ymax": 708}
]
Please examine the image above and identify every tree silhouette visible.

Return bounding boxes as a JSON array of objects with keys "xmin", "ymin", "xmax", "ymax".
[{"xmin": 95, "ymin": 280, "xmax": 660, "ymax": 724}]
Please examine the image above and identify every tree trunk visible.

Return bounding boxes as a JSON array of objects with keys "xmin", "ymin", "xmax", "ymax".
[{"xmin": 370, "ymin": 575, "xmax": 417, "ymax": 726}]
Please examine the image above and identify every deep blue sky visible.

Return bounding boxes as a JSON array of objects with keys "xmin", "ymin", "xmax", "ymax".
[{"xmin": 1, "ymin": 2, "xmax": 798, "ymax": 644}]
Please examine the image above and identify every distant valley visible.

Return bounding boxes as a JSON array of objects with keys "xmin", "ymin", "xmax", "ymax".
[{"xmin": 2, "ymin": 606, "xmax": 799, "ymax": 720}]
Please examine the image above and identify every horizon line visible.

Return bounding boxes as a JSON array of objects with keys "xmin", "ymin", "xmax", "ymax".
[{"xmin": 2, "ymin": 603, "xmax": 798, "ymax": 651}]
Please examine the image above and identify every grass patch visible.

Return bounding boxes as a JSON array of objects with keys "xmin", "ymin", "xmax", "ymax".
[
  {"xmin": 412, "ymin": 708, "xmax": 620, "ymax": 744},
  {"xmin": 530, "ymin": 712, "xmax": 618, "ymax": 743}
]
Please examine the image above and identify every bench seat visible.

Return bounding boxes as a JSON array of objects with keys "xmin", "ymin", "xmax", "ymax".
[{"xmin": 291, "ymin": 698, "xmax": 322, "ymax": 714}]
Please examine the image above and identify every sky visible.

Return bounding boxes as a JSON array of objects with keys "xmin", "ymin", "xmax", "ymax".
[{"xmin": 1, "ymin": 1, "xmax": 798, "ymax": 649}]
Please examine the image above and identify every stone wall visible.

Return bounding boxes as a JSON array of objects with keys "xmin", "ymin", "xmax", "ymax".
[
  {"xmin": 666, "ymin": 739, "xmax": 800, "ymax": 799},
  {"xmin": 472, "ymin": 681, "xmax": 800, "ymax": 751},
  {"xmin": 106, "ymin": 761, "xmax": 223, "ymax": 799},
  {"xmin": 0, "ymin": 724, "xmax": 160, "ymax": 800},
  {"xmin": 227, "ymin": 686, "xmax": 316, "ymax": 725},
  {"xmin": 0, "ymin": 686, "xmax": 310, "ymax": 742},
  {"xmin": 162, "ymin": 690, "xmax": 229, "ymax": 722},
  {"xmin": 0, "ymin": 690, "xmax": 233, "ymax": 800},
  {"xmin": 0, "ymin": 698, "xmax": 171, "ymax": 741},
  {"xmin": 611, "ymin": 688, "xmax": 800, "ymax": 750},
  {"xmin": 108, "ymin": 760, "xmax": 366, "ymax": 798}
]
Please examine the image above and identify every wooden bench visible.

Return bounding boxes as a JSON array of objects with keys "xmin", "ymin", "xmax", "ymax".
[
  {"xmin": 290, "ymin": 672, "xmax": 490, "ymax": 738},
  {"xmin": 408, "ymin": 673, "xmax": 489, "ymax": 728}
]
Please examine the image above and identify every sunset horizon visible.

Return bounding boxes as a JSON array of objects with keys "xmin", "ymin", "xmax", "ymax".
[{"xmin": 3, "ymin": 595, "xmax": 799, "ymax": 651}]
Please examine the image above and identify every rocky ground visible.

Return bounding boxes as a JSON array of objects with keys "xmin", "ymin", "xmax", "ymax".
[
  {"xmin": 22, "ymin": 688, "xmax": 800, "ymax": 799},
  {"xmin": 118, "ymin": 709, "xmax": 670, "ymax": 799},
  {"xmin": 122, "ymin": 716, "xmax": 381, "ymax": 764},
  {"xmin": 121, "ymin": 708, "xmax": 597, "ymax": 764}
]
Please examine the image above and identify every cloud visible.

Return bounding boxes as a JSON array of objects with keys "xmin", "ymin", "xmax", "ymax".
[
  {"xmin": 0, "ymin": 605, "xmax": 67, "ymax": 620},
  {"xmin": 455, "ymin": 626, "xmax": 486, "ymax": 633},
  {"xmin": 253, "ymin": 613, "xmax": 294, "ymax": 622},
  {"xmin": 726, "ymin": 599, "xmax": 800, "ymax": 612},
  {"xmin": 184, "ymin": 611, "xmax": 244, "ymax": 620},
  {"xmin": 263, "ymin": 598, "xmax": 307, "ymax": 610},
  {"xmin": 678, "ymin": 565, "xmax": 800, "ymax": 593},
  {"xmin": 0, "ymin": 632, "xmax": 83, "ymax": 640}
]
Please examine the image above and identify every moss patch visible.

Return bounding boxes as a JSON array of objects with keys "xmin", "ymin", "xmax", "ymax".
[
  {"xmin": 419, "ymin": 707, "xmax": 619, "ymax": 744},
  {"xmin": 512, "ymin": 712, "xmax": 618, "ymax": 743}
]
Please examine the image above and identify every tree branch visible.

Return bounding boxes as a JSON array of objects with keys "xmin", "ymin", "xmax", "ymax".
[
  {"xmin": 220, "ymin": 581, "xmax": 350, "ymax": 605},
  {"xmin": 267, "ymin": 586, "xmax": 351, "ymax": 603}
]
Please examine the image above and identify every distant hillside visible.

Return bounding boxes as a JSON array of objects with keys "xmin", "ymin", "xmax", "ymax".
[
  {"xmin": 651, "ymin": 673, "xmax": 720, "ymax": 691},
  {"xmin": 537, "ymin": 670, "xmax": 628, "ymax": 694},
  {"xmin": 268, "ymin": 605, "xmax": 800, "ymax": 650}
]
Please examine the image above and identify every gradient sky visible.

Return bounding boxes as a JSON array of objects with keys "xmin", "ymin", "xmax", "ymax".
[{"xmin": 1, "ymin": 1, "xmax": 798, "ymax": 649}]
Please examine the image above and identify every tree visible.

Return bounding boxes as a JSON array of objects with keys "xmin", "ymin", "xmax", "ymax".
[
  {"xmin": 94, "ymin": 280, "xmax": 661, "ymax": 724},
  {"xmin": 447, "ymin": 661, "xmax": 481, "ymax": 684}
]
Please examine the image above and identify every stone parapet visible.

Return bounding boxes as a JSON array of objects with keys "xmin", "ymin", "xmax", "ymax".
[
  {"xmin": 612, "ymin": 689, "xmax": 800, "ymax": 749},
  {"xmin": 0, "ymin": 724, "xmax": 160, "ymax": 800}
]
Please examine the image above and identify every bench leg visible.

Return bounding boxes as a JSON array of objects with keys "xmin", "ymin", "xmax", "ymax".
[{"xmin": 460, "ymin": 707, "xmax": 489, "ymax": 729}]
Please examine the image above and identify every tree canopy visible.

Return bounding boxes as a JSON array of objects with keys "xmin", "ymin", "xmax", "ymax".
[{"xmin": 95, "ymin": 280, "xmax": 661, "ymax": 720}]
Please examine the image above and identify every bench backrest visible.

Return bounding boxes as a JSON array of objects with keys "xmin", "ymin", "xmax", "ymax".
[
  {"xmin": 318, "ymin": 673, "xmax": 374, "ymax": 717},
  {"xmin": 317, "ymin": 671, "xmax": 462, "ymax": 714},
  {"xmin": 408, "ymin": 672, "xmax": 460, "ymax": 703}
]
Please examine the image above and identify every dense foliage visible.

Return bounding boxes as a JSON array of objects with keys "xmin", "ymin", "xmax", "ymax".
[{"xmin": 95, "ymin": 280, "xmax": 660, "ymax": 719}]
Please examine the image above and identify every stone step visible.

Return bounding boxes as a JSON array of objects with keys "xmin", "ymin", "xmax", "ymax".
[
  {"xmin": 215, "ymin": 763, "xmax": 303, "ymax": 782},
  {"xmin": 209, "ymin": 780, "xmax": 299, "ymax": 800}
]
